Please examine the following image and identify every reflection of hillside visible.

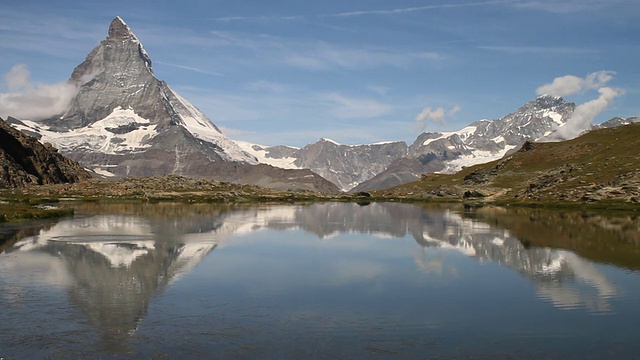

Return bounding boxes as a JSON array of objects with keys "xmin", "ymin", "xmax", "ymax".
[
  {"xmin": 212, "ymin": 202, "xmax": 625, "ymax": 313},
  {"xmin": 293, "ymin": 202, "xmax": 418, "ymax": 239},
  {"xmin": 4, "ymin": 214, "xmax": 217, "ymax": 352},
  {"xmin": 201, "ymin": 202, "xmax": 627, "ymax": 312},
  {"xmin": 0, "ymin": 219, "xmax": 59, "ymax": 254},
  {"xmin": 466, "ymin": 206, "xmax": 640, "ymax": 270},
  {"xmin": 409, "ymin": 208, "xmax": 620, "ymax": 313}
]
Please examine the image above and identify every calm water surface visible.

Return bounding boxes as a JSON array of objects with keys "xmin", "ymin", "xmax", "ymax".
[{"xmin": 0, "ymin": 202, "xmax": 639, "ymax": 359}]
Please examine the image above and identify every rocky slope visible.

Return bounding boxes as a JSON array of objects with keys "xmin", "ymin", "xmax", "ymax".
[
  {"xmin": 0, "ymin": 117, "xmax": 90, "ymax": 188},
  {"xmin": 596, "ymin": 116, "xmax": 639, "ymax": 129},
  {"xmin": 352, "ymin": 95, "xmax": 576, "ymax": 192},
  {"xmin": 377, "ymin": 122, "xmax": 640, "ymax": 207},
  {"xmin": 9, "ymin": 17, "xmax": 339, "ymax": 194},
  {"xmin": 240, "ymin": 139, "xmax": 408, "ymax": 191}
]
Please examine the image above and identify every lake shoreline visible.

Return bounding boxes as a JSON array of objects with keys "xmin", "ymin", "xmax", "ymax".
[{"xmin": 1, "ymin": 174, "xmax": 638, "ymax": 223}]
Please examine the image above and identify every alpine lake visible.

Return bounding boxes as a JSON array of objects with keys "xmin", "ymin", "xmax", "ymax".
[{"xmin": 1, "ymin": 201, "xmax": 639, "ymax": 359}]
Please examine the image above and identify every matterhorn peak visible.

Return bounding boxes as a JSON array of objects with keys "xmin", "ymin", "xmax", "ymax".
[
  {"xmin": 108, "ymin": 16, "xmax": 136, "ymax": 39},
  {"xmin": 9, "ymin": 17, "xmax": 341, "ymax": 194}
]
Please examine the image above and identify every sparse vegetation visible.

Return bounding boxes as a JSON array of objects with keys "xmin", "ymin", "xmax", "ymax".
[
  {"xmin": 1, "ymin": 124, "xmax": 639, "ymax": 218},
  {"xmin": 373, "ymin": 123, "xmax": 640, "ymax": 211}
]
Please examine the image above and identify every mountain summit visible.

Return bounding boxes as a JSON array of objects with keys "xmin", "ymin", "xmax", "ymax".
[{"xmin": 10, "ymin": 17, "xmax": 339, "ymax": 193}]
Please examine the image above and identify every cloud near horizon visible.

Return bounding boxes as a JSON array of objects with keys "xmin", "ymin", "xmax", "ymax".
[
  {"xmin": 0, "ymin": 64, "xmax": 77, "ymax": 120},
  {"xmin": 536, "ymin": 70, "xmax": 615, "ymax": 97},
  {"xmin": 538, "ymin": 71, "xmax": 624, "ymax": 141},
  {"xmin": 551, "ymin": 86, "xmax": 624, "ymax": 140},
  {"xmin": 414, "ymin": 105, "xmax": 461, "ymax": 131}
]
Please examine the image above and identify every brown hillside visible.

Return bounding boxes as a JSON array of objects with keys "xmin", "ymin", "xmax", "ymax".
[{"xmin": 377, "ymin": 123, "xmax": 640, "ymax": 207}]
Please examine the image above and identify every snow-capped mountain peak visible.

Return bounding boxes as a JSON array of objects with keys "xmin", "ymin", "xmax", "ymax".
[{"xmin": 12, "ymin": 16, "xmax": 259, "ymax": 178}]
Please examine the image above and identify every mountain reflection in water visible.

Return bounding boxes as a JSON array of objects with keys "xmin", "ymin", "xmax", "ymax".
[{"xmin": 0, "ymin": 202, "xmax": 638, "ymax": 357}]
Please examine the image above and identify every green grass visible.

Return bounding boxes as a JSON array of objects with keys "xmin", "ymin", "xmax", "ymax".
[{"xmin": 0, "ymin": 202, "xmax": 73, "ymax": 222}]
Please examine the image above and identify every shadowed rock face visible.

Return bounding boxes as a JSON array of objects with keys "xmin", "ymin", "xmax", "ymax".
[{"xmin": 0, "ymin": 117, "xmax": 91, "ymax": 188}]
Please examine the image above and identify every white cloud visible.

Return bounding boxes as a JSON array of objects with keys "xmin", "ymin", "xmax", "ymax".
[
  {"xmin": 0, "ymin": 64, "xmax": 78, "ymax": 120},
  {"xmin": 414, "ymin": 104, "xmax": 461, "ymax": 131},
  {"xmin": 5, "ymin": 63, "xmax": 31, "ymax": 90},
  {"xmin": 537, "ymin": 71, "xmax": 624, "ymax": 141},
  {"xmin": 551, "ymin": 87, "xmax": 624, "ymax": 140},
  {"xmin": 536, "ymin": 70, "xmax": 615, "ymax": 97}
]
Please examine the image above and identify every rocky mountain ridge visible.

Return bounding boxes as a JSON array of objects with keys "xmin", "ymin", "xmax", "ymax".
[
  {"xmin": 0, "ymin": 117, "xmax": 91, "ymax": 188},
  {"xmin": 351, "ymin": 95, "xmax": 576, "ymax": 192},
  {"xmin": 239, "ymin": 139, "xmax": 408, "ymax": 191},
  {"xmin": 240, "ymin": 96, "xmax": 633, "ymax": 193},
  {"xmin": 376, "ymin": 122, "xmax": 640, "ymax": 206}
]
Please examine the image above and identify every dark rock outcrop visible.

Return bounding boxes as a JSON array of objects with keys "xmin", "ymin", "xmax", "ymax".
[{"xmin": 0, "ymin": 117, "xmax": 91, "ymax": 188}]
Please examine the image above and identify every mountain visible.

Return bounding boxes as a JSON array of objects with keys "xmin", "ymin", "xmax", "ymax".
[
  {"xmin": 0, "ymin": 116, "xmax": 90, "ymax": 188},
  {"xmin": 378, "ymin": 122, "xmax": 640, "ymax": 206},
  {"xmin": 352, "ymin": 95, "xmax": 576, "ymax": 192},
  {"xmin": 238, "ymin": 138, "xmax": 408, "ymax": 191},
  {"xmin": 9, "ymin": 17, "xmax": 339, "ymax": 194},
  {"xmin": 596, "ymin": 116, "xmax": 639, "ymax": 129}
]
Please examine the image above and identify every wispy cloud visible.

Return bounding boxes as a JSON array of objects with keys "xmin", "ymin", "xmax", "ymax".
[
  {"xmin": 327, "ymin": 0, "xmax": 514, "ymax": 18},
  {"xmin": 155, "ymin": 61, "xmax": 223, "ymax": 77},
  {"xmin": 183, "ymin": 30, "xmax": 447, "ymax": 71},
  {"xmin": 284, "ymin": 45, "xmax": 445, "ymax": 70},
  {"xmin": 213, "ymin": 0, "xmax": 513, "ymax": 23},
  {"xmin": 0, "ymin": 8, "xmax": 102, "ymax": 58},
  {"xmin": 478, "ymin": 45, "xmax": 595, "ymax": 55},
  {"xmin": 214, "ymin": 15, "xmax": 305, "ymax": 22},
  {"xmin": 511, "ymin": 0, "xmax": 624, "ymax": 13},
  {"xmin": 321, "ymin": 93, "xmax": 393, "ymax": 119}
]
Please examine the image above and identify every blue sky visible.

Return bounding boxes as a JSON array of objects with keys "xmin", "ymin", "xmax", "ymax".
[{"xmin": 1, "ymin": 0, "xmax": 638, "ymax": 147}]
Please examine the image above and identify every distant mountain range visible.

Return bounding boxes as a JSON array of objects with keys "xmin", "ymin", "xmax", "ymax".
[
  {"xmin": 378, "ymin": 122, "xmax": 640, "ymax": 205},
  {"xmin": 5, "ymin": 17, "xmax": 637, "ymax": 193}
]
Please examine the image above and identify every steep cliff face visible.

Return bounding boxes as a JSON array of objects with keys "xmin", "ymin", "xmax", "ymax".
[{"xmin": 0, "ymin": 117, "xmax": 91, "ymax": 188}]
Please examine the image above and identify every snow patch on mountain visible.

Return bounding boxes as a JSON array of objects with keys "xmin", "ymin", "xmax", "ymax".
[
  {"xmin": 163, "ymin": 86, "xmax": 257, "ymax": 164},
  {"xmin": 439, "ymin": 145, "xmax": 518, "ymax": 173},
  {"xmin": 79, "ymin": 241, "xmax": 156, "ymax": 268},
  {"xmin": 17, "ymin": 107, "xmax": 158, "ymax": 155},
  {"xmin": 235, "ymin": 140, "xmax": 300, "ymax": 169}
]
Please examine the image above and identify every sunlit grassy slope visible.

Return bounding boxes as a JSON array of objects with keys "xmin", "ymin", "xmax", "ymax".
[{"xmin": 376, "ymin": 123, "xmax": 640, "ymax": 208}]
